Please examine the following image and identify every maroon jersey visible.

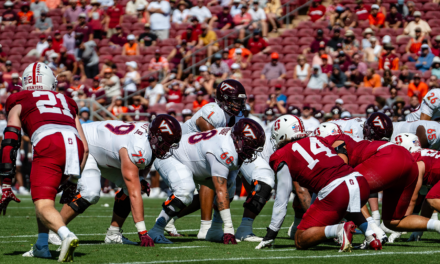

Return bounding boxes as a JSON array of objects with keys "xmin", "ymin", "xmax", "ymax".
[
  {"xmin": 324, "ymin": 134, "xmax": 388, "ymax": 167},
  {"xmin": 6, "ymin": 90, "xmax": 78, "ymax": 138},
  {"xmin": 412, "ymin": 150, "xmax": 440, "ymax": 187},
  {"xmin": 269, "ymin": 136, "xmax": 355, "ymax": 194}
]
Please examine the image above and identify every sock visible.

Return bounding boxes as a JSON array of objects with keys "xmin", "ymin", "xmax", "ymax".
[
  {"xmin": 366, "ymin": 217, "xmax": 374, "ymax": 223},
  {"xmin": 293, "ymin": 217, "xmax": 302, "ymax": 227},
  {"xmin": 427, "ymin": 219, "xmax": 440, "ymax": 232},
  {"xmin": 432, "ymin": 213, "xmax": 438, "ymax": 220},
  {"xmin": 156, "ymin": 210, "xmax": 170, "ymax": 228},
  {"xmin": 200, "ymin": 220, "xmax": 212, "ymax": 229},
  {"xmin": 108, "ymin": 225, "xmax": 119, "ymax": 231},
  {"xmin": 372, "ymin": 210, "xmax": 380, "ymax": 224},
  {"xmin": 324, "ymin": 224, "xmax": 341, "ymax": 238},
  {"xmin": 241, "ymin": 217, "xmax": 254, "ymax": 225},
  {"xmin": 57, "ymin": 226, "xmax": 71, "ymax": 241},
  {"xmin": 213, "ymin": 210, "xmax": 223, "ymax": 223},
  {"xmin": 35, "ymin": 233, "xmax": 49, "ymax": 248}
]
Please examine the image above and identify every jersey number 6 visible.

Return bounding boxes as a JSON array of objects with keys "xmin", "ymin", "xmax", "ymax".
[{"xmin": 105, "ymin": 123, "xmax": 136, "ymax": 135}]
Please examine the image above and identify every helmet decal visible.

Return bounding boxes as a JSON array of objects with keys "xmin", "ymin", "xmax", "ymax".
[
  {"xmin": 243, "ymin": 124, "xmax": 256, "ymax": 139},
  {"xmin": 220, "ymin": 82, "xmax": 235, "ymax": 91},
  {"xmin": 274, "ymin": 119, "xmax": 280, "ymax": 131},
  {"xmin": 373, "ymin": 116, "xmax": 384, "ymax": 129},
  {"xmin": 159, "ymin": 120, "xmax": 173, "ymax": 135},
  {"xmin": 394, "ymin": 135, "xmax": 402, "ymax": 143}
]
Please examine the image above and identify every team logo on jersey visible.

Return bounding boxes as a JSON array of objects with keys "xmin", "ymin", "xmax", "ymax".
[
  {"xmin": 220, "ymin": 82, "xmax": 235, "ymax": 91},
  {"xmin": 373, "ymin": 116, "xmax": 384, "ymax": 129},
  {"xmin": 159, "ymin": 120, "xmax": 173, "ymax": 135},
  {"xmin": 243, "ymin": 124, "xmax": 256, "ymax": 139}
]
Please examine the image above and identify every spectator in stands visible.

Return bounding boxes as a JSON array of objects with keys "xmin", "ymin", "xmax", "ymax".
[
  {"xmin": 193, "ymin": 90, "xmax": 208, "ymax": 111},
  {"xmin": 320, "ymin": 54, "xmax": 333, "ymax": 76},
  {"xmin": 172, "ymin": 1, "xmax": 190, "ymax": 24},
  {"xmin": 261, "ymin": 52, "xmax": 285, "ymax": 80},
  {"xmin": 403, "ymin": 11, "xmax": 431, "ymax": 38},
  {"xmin": 75, "ymin": 13, "xmax": 93, "ymax": 42},
  {"xmin": 0, "ymin": 45, "xmax": 6, "ymax": 71},
  {"xmin": 53, "ymin": 31, "xmax": 63, "ymax": 52},
  {"xmin": 17, "ymin": 2, "xmax": 33, "ymax": 25},
  {"xmin": 312, "ymin": 42, "xmax": 333, "ymax": 66},
  {"xmin": 398, "ymin": 65, "xmax": 414, "ymax": 89},
  {"xmin": 168, "ymin": 40, "xmax": 192, "ymax": 79},
  {"xmin": 416, "ymin": 44, "xmax": 435, "ymax": 73},
  {"xmin": 66, "ymin": 75, "xmax": 86, "ymax": 99},
  {"xmin": 396, "ymin": 0, "xmax": 408, "ymax": 17},
  {"xmin": 64, "ymin": 0, "xmax": 86, "ymax": 24},
  {"xmin": 197, "ymin": 24, "xmax": 219, "ymax": 65},
  {"xmin": 363, "ymin": 68, "xmax": 381, "ymax": 88},
  {"xmin": 293, "ymin": 55, "xmax": 311, "ymax": 82},
  {"xmin": 126, "ymin": 0, "xmax": 148, "ymax": 16},
  {"xmin": 31, "ymin": 0, "xmax": 48, "ymax": 20},
  {"xmin": 428, "ymin": 75, "xmax": 439, "ymax": 90},
  {"xmin": 136, "ymin": 4, "xmax": 149, "ymax": 24},
  {"xmin": 354, "ymin": 0, "xmax": 370, "ymax": 20},
  {"xmin": 87, "ymin": 1, "xmax": 105, "ymax": 39},
  {"xmin": 148, "ymin": 0, "xmax": 171, "ymax": 40},
  {"xmin": 368, "ymin": 4, "xmax": 384, "ymax": 30},
  {"xmin": 304, "ymin": 29, "xmax": 327, "ymax": 55},
  {"xmin": 326, "ymin": 28, "xmax": 343, "ymax": 53},
  {"xmin": 351, "ymin": 53, "xmax": 367, "ymax": 75},
  {"xmin": 379, "ymin": 43, "xmax": 399, "ymax": 70},
  {"xmin": 122, "ymin": 34, "xmax": 140, "ymax": 56},
  {"xmin": 340, "ymin": 7, "xmax": 358, "ymax": 30},
  {"xmin": 308, "ymin": 0, "xmax": 326, "ymax": 22},
  {"xmin": 308, "ymin": 64, "xmax": 328, "ymax": 90},
  {"xmin": 164, "ymin": 81, "xmax": 183, "ymax": 105},
  {"xmin": 1, "ymin": 1, "xmax": 18, "ymax": 27},
  {"xmin": 432, "ymin": 56, "xmax": 440, "ymax": 79},
  {"xmin": 77, "ymin": 40, "xmax": 99, "ymax": 78},
  {"xmin": 40, "ymin": 36, "xmax": 56, "ymax": 62},
  {"xmin": 221, "ymin": 49, "xmax": 234, "ymax": 68},
  {"xmin": 330, "ymin": 106, "xmax": 342, "ymax": 119},
  {"xmin": 325, "ymin": 0, "xmax": 341, "ymax": 21},
  {"xmin": 386, "ymin": 87, "xmax": 398, "ymax": 107},
  {"xmin": 105, "ymin": 0, "xmax": 124, "ymax": 38},
  {"xmin": 432, "ymin": 36, "xmax": 440, "ymax": 57},
  {"xmin": 247, "ymin": 29, "xmax": 270, "ymax": 55},
  {"xmin": 26, "ymin": 34, "xmax": 49, "ymax": 57},
  {"xmin": 363, "ymin": 36, "xmax": 381, "ymax": 62},
  {"xmin": 337, "ymin": 51, "xmax": 351, "ymax": 72},
  {"xmin": 128, "ymin": 95, "xmax": 148, "ymax": 121},
  {"xmin": 56, "ymin": 73, "xmax": 70, "ymax": 93},
  {"xmin": 408, "ymin": 73, "xmax": 428, "ymax": 102},
  {"xmin": 101, "ymin": 68, "xmax": 121, "ymax": 101},
  {"xmin": 110, "ymin": 25, "xmax": 128, "ymax": 47},
  {"xmin": 108, "ymin": 96, "xmax": 129, "ymax": 117},
  {"xmin": 137, "ymin": 24, "xmax": 157, "ymax": 47},
  {"xmin": 230, "ymin": 63, "xmax": 242, "ymax": 80},
  {"xmin": 178, "ymin": 25, "xmax": 197, "ymax": 46},
  {"xmin": 362, "ymin": 28, "xmax": 375, "ymax": 49},
  {"xmin": 34, "ymin": 11, "xmax": 52, "ymax": 32},
  {"xmin": 329, "ymin": 65, "xmax": 347, "ymax": 89},
  {"xmin": 347, "ymin": 64, "xmax": 364, "ymax": 88},
  {"xmin": 98, "ymin": 0, "xmax": 115, "ymax": 9},
  {"xmin": 405, "ymin": 27, "xmax": 425, "ymax": 59},
  {"xmin": 266, "ymin": 85, "xmax": 287, "ymax": 114},
  {"xmin": 191, "ymin": 0, "xmax": 212, "ymax": 23},
  {"xmin": 264, "ymin": 0, "xmax": 282, "ymax": 33},
  {"xmin": 182, "ymin": 108, "xmax": 193, "ymax": 122},
  {"xmin": 58, "ymin": 47, "xmax": 78, "ymax": 77},
  {"xmin": 210, "ymin": 53, "xmax": 230, "ymax": 80},
  {"xmin": 197, "ymin": 65, "xmax": 214, "ymax": 94},
  {"xmin": 229, "ymin": 39, "xmax": 252, "ymax": 64},
  {"xmin": 385, "ymin": 4, "xmax": 402, "ymax": 29},
  {"xmin": 343, "ymin": 30, "xmax": 359, "ymax": 57},
  {"xmin": 209, "ymin": 6, "xmax": 233, "ymax": 31},
  {"xmin": 248, "ymin": 0, "xmax": 268, "ymax": 38},
  {"xmin": 382, "ymin": 69, "xmax": 397, "ymax": 87},
  {"xmin": 409, "ymin": 95, "xmax": 419, "ymax": 110},
  {"xmin": 301, "ymin": 103, "xmax": 320, "ymax": 131},
  {"xmin": 149, "ymin": 49, "xmax": 169, "ymax": 76},
  {"xmin": 48, "ymin": 53, "xmax": 61, "ymax": 73},
  {"xmin": 145, "ymin": 76, "xmax": 166, "ymax": 106},
  {"xmin": 86, "ymin": 76, "xmax": 107, "ymax": 104},
  {"xmin": 233, "ymin": 4, "xmax": 252, "ymax": 39}
]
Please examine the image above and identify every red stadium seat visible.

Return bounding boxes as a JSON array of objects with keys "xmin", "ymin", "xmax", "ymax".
[
  {"xmin": 270, "ymin": 45, "xmax": 282, "ymax": 54},
  {"xmin": 9, "ymin": 47, "xmax": 25, "ymax": 55},
  {"xmin": 281, "ymin": 54, "xmax": 298, "ymax": 63},
  {"xmin": 287, "ymin": 95, "xmax": 304, "ymax": 104},
  {"xmin": 159, "ymin": 38, "xmax": 178, "ymax": 47},
  {"xmin": 251, "ymin": 62, "xmax": 266, "ymax": 71},
  {"xmin": 184, "ymin": 95, "xmax": 196, "ymax": 104},
  {"xmin": 281, "ymin": 45, "xmax": 299, "ymax": 55},
  {"xmin": 251, "ymin": 79, "xmax": 267, "ymax": 87},
  {"xmin": 240, "ymin": 79, "xmax": 252, "ymax": 88},
  {"xmin": 340, "ymin": 94, "xmax": 357, "ymax": 102},
  {"xmin": 268, "ymin": 79, "xmax": 285, "ymax": 87},
  {"xmin": 304, "ymin": 95, "xmax": 322, "ymax": 103},
  {"xmin": 254, "ymin": 94, "xmax": 267, "ymax": 103},
  {"xmin": 242, "ymin": 70, "xmax": 251, "ymax": 79},
  {"xmin": 253, "ymin": 86, "xmax": 269, "ymax": 95},
  {"xmin": 251, "ymin": 71, "xmax": 262, "ymax": 78},
  {"xmin": 285, "ymin": 87, "xmax": 303, "ymax": 95},
  {"xmin": 321, "ymin": 95, "xmax": 339, "ymax": 104},
  {"xmin": 343, "ymin": 104, "xmax": 360, "ymax": 114},
  {"xmin": 268, "ymin": 37, "xmax": 282, "ymax": 46},
  {"xmin": 251, "ymin": 53, "xmax": 267, "ymax": 63},
  {"xmin": 356, "ymin": 87, "xmax": 373, "ymax": 95},
  {"xmin": 357, "ymin": 95, "xmax": 375, "ymax": 104},
  {"xmin": 280, "ymin": 29, "xmax": 297, "ymax": 38},
  {"xmin": 298, "ymin": 37, "xmax": 314, "ymax": 45}
]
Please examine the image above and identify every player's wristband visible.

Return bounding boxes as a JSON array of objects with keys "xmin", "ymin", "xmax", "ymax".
[
  {"xmin": 263, "ymin": 227, "xmax": 278, "ymax": 241},
  {"xmin": 135, "ymin": 221, "xmax": 147, "ymax": 233},
  {"xmin": 2, "ymin": 177, "xmax": 12, "ymax": 188},
  {"xmin": 220, "ymin": 209, "xmax": 234, "ymax": 234}
]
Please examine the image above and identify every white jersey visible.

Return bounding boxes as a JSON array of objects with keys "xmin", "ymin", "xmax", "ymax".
[
  {"xmin": 82, "ymin": 121, "xmax": 153, "ymax": 170},
  {"xmin": 406, "ymin": 89, "xmax": 440, "ymax": 121},
  {"xmin": 392, "ymin": 121, "xmax": 440, "ymax": 150},
  {"xmin": 181, "ymin": 102, "xmax": 244, "ymax": 134},
  {"xmin": 262, "ymin": 120, "xmax": 275, "ymax": 136},
  {"xmin": 330, "ymin": 118, "xmax": 366, "ymax": 139},
  {"xmin": 169, "ymin": 127, "xmax": 241, "ymax": 181}
]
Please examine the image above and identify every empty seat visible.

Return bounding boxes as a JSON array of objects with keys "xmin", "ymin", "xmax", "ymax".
[
  {"xmin": 268, "ymin": 79, "xmax": 285, "ymax": 87},
  {"xmin": 341, "ymin": 95, "xmax": 357, "ymax": 102},
  {"xmin": 358, "ymin": 95, "xmax": 375, "ymax": 104},
  {"xmin": 285, "ymin": 87, "xmax": 303, "ymax": 95},
  {"xmin": 321, "ymin": 95, "xmax": 339, "ymax": 104},
  {"xmin": 287, "ymin": 95, "xmax": 304, "ymax": 104},
  {"xmin": 343, "ymin": 104, "xmax": 360, "ymax": 114},
  {"xmin": 304, "ymin": 95, "xmax": 322, "ymax": 103},
  {"xmin": 251, "ymin": 79, "xmax": 267, "ymax": 87},
  {"xmin": 253, "ymin": 86, "xmax": 269, "ymax": 95}
]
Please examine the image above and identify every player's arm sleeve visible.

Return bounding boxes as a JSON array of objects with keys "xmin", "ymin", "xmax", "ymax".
[
  {"xmin": 268, "ymin": 164, "xmax": 293, "ymax": 232},
  {"xmin": 421, "ymin": 98, "xmax": 436, "ymax": 118},
  {"xmin": 206, "ymin": 153, "xmax": 229, "ymax": 179},
  {"xmin": 201, "ymin": 106, "xmax": 225, "ymax": 128}
]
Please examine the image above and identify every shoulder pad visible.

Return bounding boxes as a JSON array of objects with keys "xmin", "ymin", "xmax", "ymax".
[{"xmin": 200, "ymin": 103, "xmax": 226, "ymax": 128}]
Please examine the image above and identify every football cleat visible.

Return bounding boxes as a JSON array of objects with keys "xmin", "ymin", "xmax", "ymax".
[
  {"xmin": 49, "ymin": 230, "xmax": 62, "ymax": 246},
  {"xmin": 365, "ymin": 234, "xmax": 382, "ymax": 250},
  {"xmin": 380, "ymin": 222, "xmax": 399, "ymax": 243},
  {"xmin": 338, "ymin": 221, "xmax": 356, "ymax": 252},
  {"xmin": 22, "ymin": 244, "xmax": 52, "ymax": 258},
  {"xmin": 58, "ymin": 233, "xmax": 79, "ymax": 262},
  {"xmin": 407, "ymin": 231, "xmax": 424, "ymax": 241},
  {"xmin": 104, "ymin": 228, "xmax": 138, "ymax": 245},
  {"xmin": 161, "ymin": 218, "xmax": 182, "ymax": 237},
  {"xmin": 235, "ymin": 233, "xmax": 263, "ymax": 242},
  {"xmin": 236, "ymin": 224, "xmax": 263, "ymax": 242},
  {"xmin": 287, "ymin": 221, "xmax": 297, "ymax": 240}
]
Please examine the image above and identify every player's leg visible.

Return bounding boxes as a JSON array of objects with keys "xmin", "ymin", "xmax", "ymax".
[
  {"xmin": 197, "ymin": 185, "xmax": 215, "ymax": 239},
  {"xmin": 368, "ymin": 193, "xmax": 381, "ymax": 225}
]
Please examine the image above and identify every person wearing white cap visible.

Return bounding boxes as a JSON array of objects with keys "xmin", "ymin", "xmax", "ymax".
[
  {"xmin": 147, "ymin": 0, "xmax": 171, "ymax": 40},
  {"xmin": 230, "ymin": 63, "xmax": 242, "ymax": 80},
  {"xmin": 1, "ymin": 1, "xmax": 18, "ymax": 26},
  {"xmin": 403, "ymin": 10, "xmax": 431, "ymax": 38},
  {"xmin": 432, "ymin": 56, "xmax": 440, "ymax": 79},
  {"xmin": 362, "ymin": 28, "xmax": 375, "ymax": 49},
  {"xmin": 122, "ymin": 34, "xmax": 140, "ymax": 56},
  {"xmin": 416, "ymin": 44, "xmax": 435, "ymax": 73},
  {"xmin": 122, "ymin": 61, "xmax": 140, "ymax": 92},
  {"xmin": 368, "ymin": 4, "xmax": 385, "ymax": 30},
  {"xmin": 335, "ymin": 98, "xmax": 344, "ymax": 109}
]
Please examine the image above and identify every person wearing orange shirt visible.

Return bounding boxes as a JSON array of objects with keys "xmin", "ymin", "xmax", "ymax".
[
  {"xmin": 368, "ymin": 4, "xmax": 385, "ymax": 30},
  {"xmin": 363, "ymin": 68, "xmax": 382, "ymax": 88},
  {"xmin": 405, "ymin": 27, "xmax": 424, "ymax": 56},
  {"xmin": 379, "ymin": 43, "xmax": 399, "ymax": 70},
  {"xmin": 228, "ymin": 39, "xmax": 252, "ymax": 62},
  {"xmin": 408, "ymin": 73, "xmax": 428, "ymax": 103},
  {"xmin": 193, "ymin": 91, "xmax": 208, "ymax": 111},
  {"xmin": 107, "ymin": 96, "xmax": 128, "ymax": 117},
  {"xmin": 18, "ymin": 2, "xmax": 34, "ymax": 25},
  {"xmin": 122, "ymin": 34, "xmax": 140, "ymax": 56}
]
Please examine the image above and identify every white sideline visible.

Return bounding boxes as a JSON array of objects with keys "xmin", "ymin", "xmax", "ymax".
[
  {"xmin": 0, "ymin": 240, "xmax": 28, "ymax": 243},
  {"xmin": 109, "ymin": 250, "xmax": 440, "ymax": 264}
]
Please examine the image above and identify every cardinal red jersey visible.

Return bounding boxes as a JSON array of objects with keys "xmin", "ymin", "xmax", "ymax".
[
  {"xmin": 412, "ymin": 149, "xmax": 440, "ymax": 187},
  {"xmin": 323, "ymin": 134, "xmax": 389, "ymax": 167},
  {"xmin": 6, "ymin": 90, "xmax": 78, "ymax": 139},
  {"xmin": 269, "ymin": 136, "xmax": 355, "ymax": 194}
]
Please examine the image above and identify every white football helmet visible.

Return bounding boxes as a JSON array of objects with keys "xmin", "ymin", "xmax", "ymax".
[
  {"xmin": 313, "ymin": 122, "xmax": 343, "ymax": 137},
  {"xmin": 271, "ymin": 115, "xmax": 307, "ymax": 150},
  {"xmin": 22, "ymin": 62, "xmax": 57, "ymax": 91},
  {"xmin": 391, "ymin": 133, "xmax": 421, "ymax": 153}
]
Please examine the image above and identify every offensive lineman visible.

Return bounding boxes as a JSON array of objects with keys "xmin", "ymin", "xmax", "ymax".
[
  {"xmin": 406, "ymin": 88, "xmax": 440, "ymax": 121},
  {"xmin": 0, "ymin": 62, "xmax": 88, "ymax": 262},
  {"xmin": 147, "ymin": 119, "xmax": 266, "ymax": 244},
  {"xmin": 392, "ymin": 120, "xmax": 440, "ymax": 150}
]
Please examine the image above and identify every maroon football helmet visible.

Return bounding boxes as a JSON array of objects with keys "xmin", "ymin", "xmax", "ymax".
[
  {"xmin": 216, "ymin": 79, "xmax": 247, "ymax": 116},
  {"xmin": 231, "ymin": 118, "xmax": 265, "ymax": 163},
  {"xmin": 363, "ymin": 112, "xmax": 393, "ymax": 141},
  {"xmin": 148, "ymin": 114, "xmax": 182, "ymax": 159}
]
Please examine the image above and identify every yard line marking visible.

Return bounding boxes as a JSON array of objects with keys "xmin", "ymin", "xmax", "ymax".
[
  {"xmin": 109, "ymin": 250, "xmax": 440, "ymax": 264},
  {"xmin": 161, "ymin": 246, "xmax": 206, "ymax": 249},
  {"xmin": 0, "ymin": 240, "xmax": 28, "ymax": 243}
]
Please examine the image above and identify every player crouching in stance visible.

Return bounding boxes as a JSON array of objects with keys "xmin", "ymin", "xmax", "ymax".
[
  {"xmin": 256, "ymin": 115, "xmax": 371, "ymax": 252},
  {"xmin": 148, "ymin": 119, "xmax": 265, "ymax": 244},
  {"xmin": 0, "ymin": 62, "xmax": 89, "ymax": 262}
]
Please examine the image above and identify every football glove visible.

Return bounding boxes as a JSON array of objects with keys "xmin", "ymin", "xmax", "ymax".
[
  {"xmin": 140, "ymin": 179, "xmax": 150, "ymax": 196},
  {"xmin": 138, "ymin": 231, "xmax": 155, "ymax": 247},
  {"xmin": 223, "ymin": 233, "xmax": 237, "ymax": 244},
  {"xmin": 0, "ymin": 178, "xmax": 20, "ymax": 215},
  {"xmin": 407, "ymin": 231, "xmax": 423, "ymax": 242},
  {"xmin": 57, "ymin": 180, "xmax": 78, "ymax": 204},
  {"xmin": 255, "ymin": 239, "xmax": 274, "ymax": 249}
]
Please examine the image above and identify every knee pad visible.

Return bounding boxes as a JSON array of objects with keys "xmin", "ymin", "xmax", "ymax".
[
  {"xmin": 68, "ymin": 193, "xmax": 91, "ymax": 214},
  {"xmin": 369, "ymin": 192, "xmax": 379, "ymax": 199},
  {"xmin": 243, "ymin": 180, "xmax": 272, "ymax": 215},
  {"xmin": 162, "ymin": 194, "xmax": 186, "ymax": 218},
  {"xmin": 113, "ymin": 191, "xmax": 131, "ymax": 219}
]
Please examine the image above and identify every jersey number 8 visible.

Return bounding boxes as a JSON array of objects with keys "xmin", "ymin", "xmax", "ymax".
[{"xmin": 188, "ymin": 130, "xmax": 218, "ymax": 144}]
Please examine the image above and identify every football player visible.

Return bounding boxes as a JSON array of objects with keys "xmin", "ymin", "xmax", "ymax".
[
  {"xmin": 392, "ymin": 120, "xmax": 440, "ymax": 150},
  {"xmin": 0, "ymin": 62, "xmax": 88, "ymax": 262},
  {"xmin": 48, "ymin": 116, "xmax": 181, "ymax": 247},
  {"xmin": 256, "ymin": 115, "xmax": 372, "ymax": 252},
  {"xmin": 329, "ymin": 117, "xmax": 366, "ymax": 139},
  {"xmin": 147, "ymin": 119, "xmax": 265, "ymax": 244},
  {"xmin": 406, "ymin": 88, "xmax": 440, "ymax": 121}
]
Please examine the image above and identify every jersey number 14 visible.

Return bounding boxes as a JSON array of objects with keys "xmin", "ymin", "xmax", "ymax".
[{"xmin": 292, "ymin": 138, "xmax": 337, "ymax": 170}]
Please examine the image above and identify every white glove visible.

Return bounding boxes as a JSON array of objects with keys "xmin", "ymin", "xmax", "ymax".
[
  {"xmin": 387, "ymin": 232, "xmax": 402, "ymax": 243},
  {"xmin": 407, "ymin": 231, "xmax": 423, "ymax": 242},
  {"xmin": 255, "ymin": 239, "xmax": 274, "ymax": 249}
]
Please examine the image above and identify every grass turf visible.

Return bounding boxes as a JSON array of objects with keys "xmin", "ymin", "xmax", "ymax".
[{"xmin": 1, "ymin": 196, "xmax": 440, "ymax": 263}]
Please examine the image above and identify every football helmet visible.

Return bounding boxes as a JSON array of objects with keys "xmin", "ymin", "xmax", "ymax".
[
  {"xmin": 216, "ymin": 79, "xmax": 247, "ymax": 116},
  {"xmin": 231, "ymin": 118, "xmax": 265, "ymax": 163},
  {"xmin": 22, "ymin": 62, "xmax": 57, "ymax": 91},
  {"xmin": 148, "ymin": 114, "xmax": 182, "ymax": 159},
  {"xmin": 313, "ymin": 122, "xmax": 343, "ymax": 137},
  {"xmin": 271, "ymin": 115, "xmax": 307, "ymax": 150},
  {"xmin": 365, "ymin": 104, "xmax": 379, "ymax": 118},
  {"xmin": 391, "ymin": 133, "xmax": 422, "ymax": 153},
  {"xmin": 287, "ymin": 105, "xmax": 301, "ymax": 117},
  {"xmin": 363, "ymin": 112, "xmax": 393, "ymax": 141}
]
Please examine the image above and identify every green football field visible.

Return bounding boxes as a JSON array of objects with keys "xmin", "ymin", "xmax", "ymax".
[{"xmin": 1, "ymin": 195, "xmax": 440, "ymax": 263}]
